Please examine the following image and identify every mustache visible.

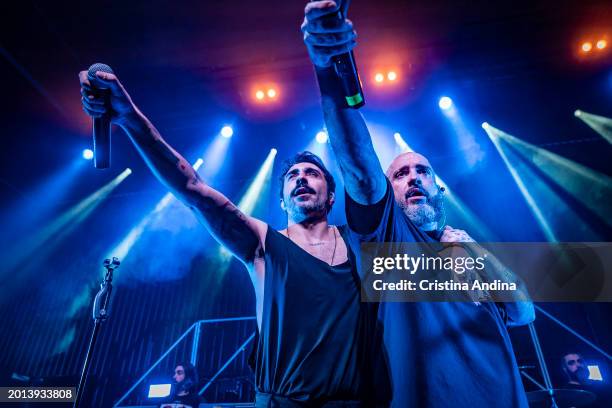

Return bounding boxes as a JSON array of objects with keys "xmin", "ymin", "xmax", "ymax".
[
  {"xmin": 405, "ymin": 186, "xmax": 429, "ymax": 200},
  {"xmin": 292, "ymin": 185, "xmax": 316, "ymax": 196}
]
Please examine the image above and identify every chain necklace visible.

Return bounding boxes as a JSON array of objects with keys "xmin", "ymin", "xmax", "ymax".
[{"xmin": 287, "ymin": 225, "xmax": 338, "ymax": 266}]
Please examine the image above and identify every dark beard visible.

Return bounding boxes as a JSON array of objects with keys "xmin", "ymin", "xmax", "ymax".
[
  {"xmin": 569, "ymin": 367, "xmax": 589, "ymax": 383},
  {"xmin": 285, "ymin": 197, "xmax": 329, "ymax": 223}
]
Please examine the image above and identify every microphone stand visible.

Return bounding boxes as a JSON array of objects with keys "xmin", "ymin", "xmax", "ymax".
[
  {"xmin": 74, "ymin": 257, "xmax": 120, "ymax": 408},
  {"xmin": 528, "ymin": 322, "xmax": 559, "ymax": 408}
]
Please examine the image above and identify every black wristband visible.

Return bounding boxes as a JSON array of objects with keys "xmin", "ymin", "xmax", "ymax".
[{"xmin": 314, "ymin": 65, "xmax": 348, "ymax": 108}]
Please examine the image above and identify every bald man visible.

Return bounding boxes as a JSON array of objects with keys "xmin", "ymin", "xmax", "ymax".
[{"xmin": 302, "ymin": 1, "xmax": 535, "ymax": 407}]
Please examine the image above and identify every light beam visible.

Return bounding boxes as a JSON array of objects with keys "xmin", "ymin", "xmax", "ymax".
[{"xmin": 574, "ymin": 109, "xmax": 612, "ymax": 145}]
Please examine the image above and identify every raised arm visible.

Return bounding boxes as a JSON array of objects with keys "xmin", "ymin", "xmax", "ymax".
[
  {"xmin": 79, "ymin": 70, "xmax": 266, "ymax": 266},
  {"xmin": 302, "ymin": 1, "xmax": 387, "ymax": 205}
]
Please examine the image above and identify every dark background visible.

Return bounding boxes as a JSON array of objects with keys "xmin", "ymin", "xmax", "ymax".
[{"xmin": 0, "ymin": 0, "xmax": 610, "ymax": 406}]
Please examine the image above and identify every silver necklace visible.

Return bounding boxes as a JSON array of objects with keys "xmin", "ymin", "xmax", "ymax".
[{"xmin": 287, "ymin": 225, "xmax": 338, "ymax": 266}]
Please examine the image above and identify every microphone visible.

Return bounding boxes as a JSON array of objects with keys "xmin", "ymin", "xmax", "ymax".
[
  {"xmin": 329, "ymin": 4, "xmax": 364, "ymax": 109},
  {"xmin": 87, "ymin": 63, "xmax": 114, "ymax": 169}
]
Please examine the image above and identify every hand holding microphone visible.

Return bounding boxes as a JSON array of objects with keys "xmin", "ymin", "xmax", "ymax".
[
  {"xmin": 302, "ymin": 1, "xmax": 364, "ymax": 108},
  {"xmin": 79, "ymin": 64, "xmax": 135, "ymax": 168}
]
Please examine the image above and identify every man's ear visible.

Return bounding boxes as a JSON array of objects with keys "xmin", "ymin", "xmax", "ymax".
[
  {"xmin": 328, "ymin": 192, "xmax": 335, "ymax": 206},
  {"xmin": 280, "ymin": 198, "xmax": 286, "ymax": 211}
]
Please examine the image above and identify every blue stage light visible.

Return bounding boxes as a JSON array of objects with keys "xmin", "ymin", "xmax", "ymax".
[
  {"xmin": 481, "ymin": 122, "xmax": 490, "ymax": 129},
  {"xmin": 439, "ymin": 96, "xmax": 453, "ymax": 110},
  {"xmin": 221, "ymin": 126, "xmax": 233, "ymax": 138},
  {"xmin": 82, "ymin": 149, "xmax": 94, "ymax": 160},
  {"xmin": 393, "ymin": 132, "xmax": 411, "ymax": 152},
  {"xmin": 316, "ymin": 130, "xmax": 328, "ymax": 144}
]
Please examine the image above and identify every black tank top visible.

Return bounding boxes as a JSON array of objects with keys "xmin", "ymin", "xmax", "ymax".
[{"xmin": 254, "ymin": 225, "xmax": 375, "ymax": 403}]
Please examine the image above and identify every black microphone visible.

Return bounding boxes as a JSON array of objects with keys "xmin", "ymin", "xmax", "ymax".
[
  {"xmin": 87, "ymin": 63, "xmax": 114, "ymax": 169},
  {"xmin": 329, "ymin": 4, "xmax": 364, "ymax": 109}
]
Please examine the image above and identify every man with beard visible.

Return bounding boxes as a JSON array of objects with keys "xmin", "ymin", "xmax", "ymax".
[
  {"xmin": 79, "ymin": 71, "xmax": 382, "ymax": 406},
  {"xmin": 562, "ymin": 352, "xmax": 590, "ymax": 386},
  {"xmin": 560, "ymin": 352, "xmax": 610, "ymax": 408},
  {"xmin": 302, "ymin": 1, "xmax": 535, "ymax": 407}
]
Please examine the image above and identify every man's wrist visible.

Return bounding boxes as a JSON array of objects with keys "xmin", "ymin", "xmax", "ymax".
[
  {"xmin": 116, "ymin": 106, "xmax": 142, "ymax": 131},
  {"xmin": 314, "ymin": 65, "xmax": 347, "ymax": 109}
]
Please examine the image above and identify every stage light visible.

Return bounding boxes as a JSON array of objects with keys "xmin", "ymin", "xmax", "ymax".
[
  {"xmin": 3, "ymin": 168, "xmax": 132, "ymax": 275},
  {"xmin": 439, "ymin": 96, "xmax": 453, "ymax": 110},
  {"xmin": 387, "ymin": 71, "xmax": 397, "ymax": 81},
  {"xmin": 596, "ymin": 39, "xmax": 607, "ymax": 50},
  {"xmin": 438, "ymin": 98, "xmax": 483, "ymax": 167},
  {"xmin": 393, "ymin": 132, "xmax": 411, "ymax": 152},
  {"xmin": 574, "ymin": 109, "xmax": 612, "ymax": 144},
  {"xmin": 316, "ymin": 130, "xmax": 328, "ymax": 144},
  {"xmin": 237, "ymin": 147, "xmax": 277, "ymax": 215},
  {"xmin": 484, "ymin": 123, "xmax": 612, "ymax": 240},
  {"xmin": 588, "ymin": 365, "xmax": 603, "ymax": 381},
  {"xmin": 82, "ymin": 149, "xmax": 94, "ymax": 160},
  {"xmin": 375, "ymin": 73, "xmax": 384, "ymax": 83},
  {"xmin": 582, "ymin": 42, "xmax": 593, "ymax": 52},
  {"xmin": 483, "ymin": 124, "xmax": 558, "ymax": 241},
  {"xmin": 105, "ymin": 161, "xmax": 202, "ymax": 264},
  {"xmin": 148, "ymin": 383, "xmax": 172, "ymax": 398},
  {"xmin": 238, "ymin": 147, "xmax": 277, "ymax": 211},
  {"xmin": 221, "ymin": 126, "xmax": 233, "ymax": 138},
  {"xmin": 219, "ymin": 149, "xmax": 277, "ymax": 261},
  {"xmin": 0, "ymin": 158, "xmax": 86, "ymax": 252},
  {"xmin": 267, "ymin": 88, "xmax": 277, "ymax": 98},
  {"xmin": 255, "ymin": 90, "xmax": 265, "ymax": 100},
  {"xmin": 199, "ymin": 132, "xmax": 232, "ymax": 180},
  {"xmin": 481, "ymin": 122, "xmax": 490, "ymax": 129}
]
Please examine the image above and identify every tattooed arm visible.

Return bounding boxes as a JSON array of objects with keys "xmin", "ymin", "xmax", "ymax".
[
  {"xmin": 79, "ymin": 70, "xmax": 266, "ymax": 265},
  {"xmin": 441, "ymin": 227, "xmax": 535, "ymax": 326}
]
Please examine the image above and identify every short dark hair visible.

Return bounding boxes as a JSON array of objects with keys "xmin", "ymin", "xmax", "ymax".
[{"xmin": 278, "ymin": 151, "xmax": 336, "ymax": 206}]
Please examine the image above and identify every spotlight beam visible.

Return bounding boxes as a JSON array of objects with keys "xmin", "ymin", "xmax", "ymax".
[
  {"xmin": 104, "ymin": 135, "xmax": 223, "ymax": 270},
  {"xmin": 484, "ymin": 126, "xmax": 557, "ymax": 241},
  {"xmin": 393, "ymin": 132, "xmax": 412, "ymax": 153},
  {"xmin": 489, "ymin": 124, "xmax": 612, "ymax": 229},
  {"xmin": 440, "ymin": 100, "xmax": 484, "ymax": 167},
  {"xmin": 484, "ymin": 125, "xmax": 592, "ymax": 242},
  {"xmin": 106, "ymin": 160, "xmax": 204, "ymax": 263},
  {"xmin": 218, "ymin": 149, "xmax": 277, "ymax": 261},
  {"xmin": 236, "ymin": 149, "xmax": 277, "ymax": 216},
  {"xmin": 0, "ymin": 158, "xmax": 85, "ymax": 248},
  {"xmin": 574, "ymin": 110, "xmax": 612, "ymax": 145},
  {"xmin": 1, "ymin": 169, "xmax": 132, "ymax": 296}
]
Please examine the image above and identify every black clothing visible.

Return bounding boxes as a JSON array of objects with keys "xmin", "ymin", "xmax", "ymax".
[
  {"xmin": 345, "ymin": 181, "xmax": 529, "ymax": 408},
  {"xmin": 254, "ymin": 226, "xmax": 383, "ymax": 406}
]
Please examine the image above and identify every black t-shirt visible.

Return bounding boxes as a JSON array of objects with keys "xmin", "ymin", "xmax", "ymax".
[
  {"xmin": 345, "ymin": 181, "xmax": 529, "ymax": 408},
  {"xmin": 168, "ymin": 391, "xmax": 200, "ymax": 407},
  {"xmin": 254, "ymin": 226, "xmax": 383, "ymax": 405}
]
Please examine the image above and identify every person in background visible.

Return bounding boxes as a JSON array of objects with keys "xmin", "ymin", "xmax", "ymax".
[
  {"xmin": 168, "ymin": 362, "xmax": 201, "ymax": 408},
  {"xmin": 560, "ymin": 352, "xmax": 610, "ymax": 408}
]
